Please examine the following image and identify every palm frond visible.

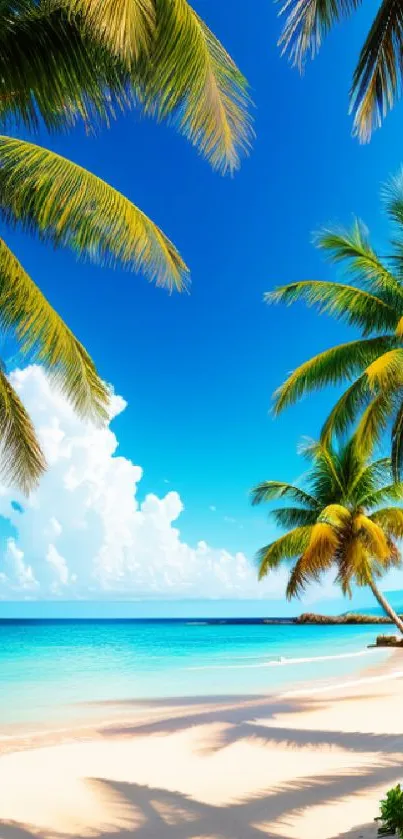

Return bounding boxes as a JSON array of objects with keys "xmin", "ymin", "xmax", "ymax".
[
  {"xmin": 384, "ymin": 168, "xmax": 403, "ymax": 228},
  {"xmin": 137, "ymin": 0, "xmax": 253, "ymax": 174},
  {"xmin": 58, "ymin": 0, "xmax": 155, "ymax": 64},
  {"xmin": 257, "ymin": 526, "xmax": 312, "ymax": 580},
  {"xmin": 318, "ymin": 503, "xmax": 351, "ymax": 527},
  {"xmin": 350, "ymin": 0, "xmax": 403, "ymax": 142},
  {"xmin": 336, "ymin": 537, "xmax": 367, "ymax": 595},
  {"xmin": 365, "ymin": 349, "xmax": 403, "ymax": 393},
  {"xmin": 278, "ymin": 0, "xmax": 361, "ymax": 71},
  {"xmin": 0, "ymin": 136, "xmax": 188, "ymax": 291},
  {"xmin": 391, "ymin": 398, "xmax": 403, "ymax": 480},
  {"xmin": 351, "ymin": 456, "xmax": 392, "ymax": 502},
  {"xmin": 0, "ymin": 365, "xmax": 46, "ymax": 493},
  {"xmin": 370, "ymin": 507, "xmax": 403, "ymax": 538},
  {"xmin": 354, "ymin": 512, "xmax": 390, "ymax": 559},
  {"xmin": 354, "ymin": 390, "xmax": 394, "ymax": 457},
  {"xmin": 265, "ymin": 280, "xmax": 397, "ymax": 336},
  {"xmin": 251, "ymin": 480, "xmax": 319, "ymax": 508},
  {"xmin": 297, "ymin": 521, "xmax": 339, "ymax": 577},
  {"xmin": 316, "ymin": 221, "xmax": 403, "ymax": 305},
  {"xmin": 0, "ymin": 4, "xmax": 132, "ymax": 133},
  {"xmin": 361, "ymin": 482, "xmax": 403, "ymax": 508},
  {"xmin": 273, "ymin": 337, "xmax": 394, "ymax": 415},
  {"xmin": 321, "ymin": 375, "xmax": 370, "ymax": 444},
  {"xmin": 271, "ymin": 507, "xmax": 318, "ymax": 528},
  {"xmin": 0, "ymin": 237, "xmax": 108, "ymax": 422}
]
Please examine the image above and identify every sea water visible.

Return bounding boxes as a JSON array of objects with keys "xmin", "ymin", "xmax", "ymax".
[{"xmin": 0, "ymin": 620, "xmax": 390, "ymax": 726}]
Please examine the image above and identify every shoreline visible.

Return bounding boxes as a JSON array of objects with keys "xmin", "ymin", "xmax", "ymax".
[
  {"xmin": 0, "ymin": 652, "xmax": 402, "ymax": 838},
  {"xmin": 0, "ymin": 645, "xmax": 394, "ymax": 756}
]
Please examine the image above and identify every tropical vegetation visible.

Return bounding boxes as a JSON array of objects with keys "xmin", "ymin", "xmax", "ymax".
[
  {"xmin": 267, "ymin": 176, "xmax": 403, "ymax": 480},
  {"xmin": 277, "ymin": 0, "xmax": 403, "ymax": 141},
  {"xmin": 0, "ymin": 0, "xmax": 252, "ymax": 492},
  {"xmin": 251, "ymin": 436, "xmax": 403, "ymax": 632}
]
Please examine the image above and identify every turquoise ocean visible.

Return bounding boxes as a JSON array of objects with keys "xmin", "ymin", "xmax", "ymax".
[{"xmin": 0, "ymin": 619, "xmax": 393, "ymax": 729}]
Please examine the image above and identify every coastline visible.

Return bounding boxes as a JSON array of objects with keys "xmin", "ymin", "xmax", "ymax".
[{"xmin": 0, "ymin": 650, "xmax": 402, "ymax": 838}]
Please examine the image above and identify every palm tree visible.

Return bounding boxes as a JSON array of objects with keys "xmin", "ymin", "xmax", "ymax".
[
  {"xmin": 277, "ymin": 0, "xmax": 403, "ymax": 141},
  {"xmin": 266, "ymin": 173, "xmax": 403, "ymax": 480},
  {"xmin": 0, "ymin": 0, "xmax": 252, "ymax": 492},
  {"xmin": 251, "ymin": 437, "xmax": 403, "ymax": 632}
]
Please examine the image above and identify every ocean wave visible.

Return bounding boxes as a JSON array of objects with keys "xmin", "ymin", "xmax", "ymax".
[{"xmin": 185, "ymin": 648, "xmax": 378, "ymax": 671}]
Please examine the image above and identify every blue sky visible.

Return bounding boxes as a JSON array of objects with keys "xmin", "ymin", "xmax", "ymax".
[{"xmin": 1, "ymin": 0, "xmax": 403, "ymax": 616}]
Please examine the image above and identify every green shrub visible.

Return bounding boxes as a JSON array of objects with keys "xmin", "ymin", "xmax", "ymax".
[{"xmin": 379, "ymin": 785, "xmax": 403, "ymax": 836}]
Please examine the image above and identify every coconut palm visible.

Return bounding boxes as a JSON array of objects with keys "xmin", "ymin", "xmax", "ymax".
[
  {"xmin": 0, "ymin": 0, "xmax": 252, "ymax": 493},
  {"xmin": 251, "ymin": 437, "xmax": 403, "ymax": 632},
  {"xmin": 277, "ymin": 0, "xmax": 403, "ymax": 141},
  {"xmin": 266, "ymin": 172, "xmax": 403, "ymax": 480}
]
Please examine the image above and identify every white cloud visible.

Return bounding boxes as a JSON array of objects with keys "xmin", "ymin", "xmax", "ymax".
[{"xmin": 0, "ymin": 366, "xmax": 290, "ymax": 601}]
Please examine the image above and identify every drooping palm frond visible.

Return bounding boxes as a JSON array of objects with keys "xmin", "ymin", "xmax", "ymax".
[
  {"xmin": 320, "ymin": 375, "xmax": 370, "ymax": 445},
  {"xmin": 354, "ymin": 512, "xmax": 391, "ymax": 559},
  {"xmin": 0, "ymin": 365, "xmax": 46, "ymax": 493},
  {"xmin": 257, "ymin": 526, "xmax": 312, "ymax": 580},
  {"xmin": 266, "ymin": 281, "xmax": 397, "ymax": 335},
  {"xmin": 350, "ymin": 0, "xmax": 403, "ymax": 142},
  {"xmin": 0, "ymin": 136, "xmax": 188, "ymax": 291},
  {"xmin": 366, "ymin": 348, "xmax": 403, "ymax": 392},
  {"xmin": 0, "ymin": 237, "xmax": 109, "ymax": 422},
  {"xmin": 0, "ymin": 3, "xmax": 132, "ymax": 133},
  {"xmin": 278, "ymin": 0, "xmax": 361, "ymax": 71},
  {"xmin": 273, "ymin": 337, "xmax": 395, "ymax": 415},
  {"xmin": 353, "ymin": 390, "xmax": 394, "ymax": 456},
  {"xmin": 371, "ymin": 506, "xmax": 403, "ymax": 538},
  {"xmin": 58, "ymin": 0, "xmax": 155, "ymax": 64},
  {"xmin": 136, "ymin": 0, "xmax": 253, "ymax": 174},
  {"xmin": 251, "ymin": 480, "xmax": 319, "ymax": 508}
]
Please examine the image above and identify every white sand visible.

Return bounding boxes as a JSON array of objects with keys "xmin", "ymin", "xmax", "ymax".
[{"xmin": 0, "ymin": 655, "xmax": 402, "ymax": 839}]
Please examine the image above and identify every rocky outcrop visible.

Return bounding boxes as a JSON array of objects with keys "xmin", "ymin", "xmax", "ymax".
[{"xmin": 295, "ymin": 612, "xmax": 399, "ymax": 625}]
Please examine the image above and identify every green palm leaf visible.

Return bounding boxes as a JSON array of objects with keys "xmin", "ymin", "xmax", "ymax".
[
  {"xmin": 316, "ymin": 222, "xmax": 403, "ymax": 305},
  {"xmin": 350, "ymin": 0, "xmax": 403, "ymax": 141},
  {"xmin": 0, "ymin": 366, "xmax": 46, "ymax": 493},
  {"xmin": 370, "ymin": 507, "xmax": 403, "ymax": 538},
  {"xmin": 271, "ymin": 507, "xmax": 318, "ymax": 528},
  {"xmin": 257, "ymin": 526, "xmax": 312, "ymax": 580},
  {"xmin": 136, "ymin": 0, "xmax": 253, "ymax": 174},
  {"xmin": 251, "ymin": 480, "xmax": 319, "ymax": 508},
  {"xmin": 266, "ymin": 280, "xmax": 397, "ymax": 335},
  {"xmin": 359, "ymin": 482, "xmax": 403, "ymax": 507},
  {"xmin": 273, "ymin": 337, "xmax": 395, "ymax": 415},
  {"xmin": 0, "ymin": 3, "xmax": 131, "ymax": 133},
  {"xmin": 278, "ymin": 0, "xmax": 361, "ymax": 71},
  {"xmin": 59, "ymin": 0, "xmax": 155, "ymax": 64},
  {"xmin": 0, "ymin": 136, "xmax": 188, "ymax": 291},
  {"xmin": 0, "ymin": 237, "xmax": 108, "ymax": 422}
]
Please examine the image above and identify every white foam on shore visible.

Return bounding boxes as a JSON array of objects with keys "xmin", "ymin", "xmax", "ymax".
[
  {"xmin": 282, "ymin": 668, "xmax": 403, "ymax": 698},
  {"xmin": 186, "ymin": 648, "xmax": 380, "ymax": 671}
]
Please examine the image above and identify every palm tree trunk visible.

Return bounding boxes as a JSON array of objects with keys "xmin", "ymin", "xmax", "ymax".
[{"xmin": 367, "ymin": 578, "xmax": 403, "ymax": 634}]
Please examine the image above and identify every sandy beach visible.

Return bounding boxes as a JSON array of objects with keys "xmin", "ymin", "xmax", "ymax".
[{"xmin": 0, "ymin": 652, "xmax": 402, "ymax": 839}]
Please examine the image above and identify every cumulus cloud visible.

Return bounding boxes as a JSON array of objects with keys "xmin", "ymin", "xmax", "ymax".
[{"xmin": 0, "ymin": 366, "xmax": 291, "ymax": 601}]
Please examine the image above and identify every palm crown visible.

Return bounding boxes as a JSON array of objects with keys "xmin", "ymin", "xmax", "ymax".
[
  {"xmin": 0, "ymin": 0, "xmax": 252, "ymax": 492},
  {"xmin": 267, "ymin": 172, "xmax": 403, "ymax": 479},
  {"xmin": 251, "ymin": 437, "xmax": 403, "ymax": 631},
  {"xmin": 278, "ymin": 0, "xmax": 403, "ymax": 141}
]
